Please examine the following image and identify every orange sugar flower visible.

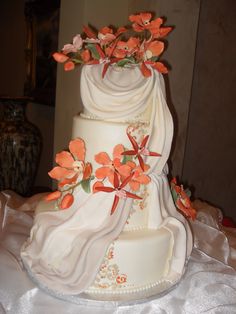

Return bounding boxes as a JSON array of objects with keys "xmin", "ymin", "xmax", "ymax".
[
  {"xmin": 129, "ymin": 12, "xmax": 153, "ymax": 32},
  {"xmin": 113, "ymin": 37, "xmax": 140, "ymax": 58},
  {"xmin": 62, "ymin": 34, "xmax": 83, "ymax": 54},
  {"xmin": 95, "ymin": 144, "xmax": 133, "ymax": 185},
  {"xmin": 175, "ymin": 187, "xmax": 197, "ymax": 220},
  {"xmin": 98, "ymin": 27, "xmax": 116, "ymax": 46},
  {"xmin": 122, "ymin": 133, "xmax": 161, "ymax": 170},
  {"xmin": 127, "ymin": 163, "xmax": 150, "ymax": 192},
  {"xmin": 171, "ymin": 178, "xmax": 197, "ymax": 220},
  {"xmin": 129, "ymin": 13, "xmax": 170, "ymax": 38},
  {"xmin": 48, "ymin": 138, "xmax": 87, "ymax": 187},
  {"xmin": 95, "ymin": 172, "xmax": 142, "ymax": 215},
  {"xmin": 144, "ymin": 40, "xmax": 164, "ymax": 59}
]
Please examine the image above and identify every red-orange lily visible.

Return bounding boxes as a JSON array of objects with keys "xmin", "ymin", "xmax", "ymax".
[
  {"xmin": 95, "ymin": 144, "xmax": 133, "ymax": 185},
  {"xmin": 112, "ymin": 37, "xmax": 140, "ymax": 58},
  {"xmin": 129, "ymin": 13, "xmax": 172, "ymax": 38},
  {"xmin": 48, "ymin": 138, "xmax": 91, "ymax": 187},
  {"xmin": 171, "ymin": 178, "xmax": 197, "ymax": 220},
  {"xmin": 129, "ymin": 12, "xmax": 155, "ymax": 32},
  {"xmin": 122, "ymin": 133, "xmax": 161, "ymax": 170},
  {"xmin": 126, "ymin": 162, "xmax": 151, "ymax": 191},
  {"xmin": 95, "ymin": 172, "xmax": 142, "ymax": 215}
]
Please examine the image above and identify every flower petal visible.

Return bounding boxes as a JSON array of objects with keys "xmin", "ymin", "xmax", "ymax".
[
  {"xmin": 147, "ymin": 41, "xmax": 164, "ymax": 57},
  {"xmin": 140, "ymin": 12, "xmax": 152, "ymax": 25},
  {"xmin": 81, "ymin": 49, "xmax": 91, "ymax": 62},
  {"xmin": 56, "ymin": 151, "xmax": 74, "ymax": 168},
  {"xmin": 129, "ymin": 180, "xmax": 140, "ymax": 191},
  {"xmin": 64, "ymin": 61, "xmax": 75, "ymax": 71},
  {"xmin": 141, "ymin": 62, "xmax": 152, "ymax": 77},
  {"xmin": 95, "ymin": 186, "xmax": 115, "ymax": 193},
  {"xmin": 120, "ymin": 173, "xmax": 134, "ymax": 189},
  {"xmin": 141, "ymin": 135, "xmax": 149, "ymax": 148},
  {"xmin": 92, "ymin": 181, "xmax": 104, "ymax": 193},
  {"xmin": 45, "ymin": 190, "xmax": 61, "ymax": 201},
  {"xmin": 95, "ymin": 152, "xmax": 111, "ymax": 165},
  {"xmin": 69, "ymin": 138, "xmax": 85, "ymax": 161},
  {"xmin": 83, "ymin": 162, "xmax": 92, "ymax": 180},
  {"xmin": 60, "ymin": 193, "xmax": 74, "ymax": 209},
  {"xmin": 58, "ymin": 174, "xmax": 78, "ymax": 188},
  {"xmin": 125, "ymin": 191, "xmax": 142, "ymax": 200},
  {"xmin": 113, "ymin": 144, "xmax": 125, "ymax": 159},
  {"xmin": 117, "ymin": 164, "xmax": 132, "ymax": 177},
  {"xmin": 138, "ymin": 155, "xmax": 145, "ymax": 171},
  {"xmin": 52, "ymin": 52, "xmax": 69, "ymax": 63},
  {"xmin": 136, "ymin": 174, "xmax": 151, "ymax": 184},
  {"xmin": 152, "ymin": 62, "xmax": 168, "ymax": 74},
  {"xmin": 113, "ymin": 171, "xmax": 120, "ymax": 189},
  {"xmin": 48, "ymin": 167, "xmax": 75, "ymax": 181},
  {"xmin": 95, "ymin": 167, "xmax": 113, "ymax": 179},
  {"xmin": 83, "ymin": 25, "xmax": 97, "ymax": 39},
  {"xmin": 111, "ymin": 195, "xmax": 120, "ymax": 215}
]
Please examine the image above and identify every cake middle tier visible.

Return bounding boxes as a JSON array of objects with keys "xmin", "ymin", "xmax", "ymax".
[{"xmin": 72, "ymin": 114, "xmax": 149, "ymax": 172}]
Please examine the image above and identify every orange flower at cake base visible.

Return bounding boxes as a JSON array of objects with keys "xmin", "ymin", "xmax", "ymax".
[{"xmin": 171, "ymin": 178, "xmax": 197, "ymax": 220}]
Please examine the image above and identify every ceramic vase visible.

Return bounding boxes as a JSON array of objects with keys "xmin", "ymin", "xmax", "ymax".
[{"xmin": 0, "ymin": 97, "xmax": 42, "ymax": 196}]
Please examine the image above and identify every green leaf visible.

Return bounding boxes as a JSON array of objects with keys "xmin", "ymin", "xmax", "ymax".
[
  {"xmin": 81, "ymin": 176, "xmax": 95, "ymax": 193},
  {"xmin": 71, "ymin": 58, "xmax": 83, "ymax": 64},
  {"xmin": 81, "ymin": 179, "xmax": 91, "ymax": 193},
  {"xmin": 150, "ymin": 56, "xmax": 159, "ymax": 62},
  {"xmin": 121, "ymin": 154, "xmax": 133, "ymax": 164},
  {"xmin": 86, "ymin": 44, "xmax": 100, "ymax": 60},
  {"xmin": 170, "ymin": 187, "xmax": 178, "ymax": 203},
  {"xmin": 116, "ymin": 57, "xmax": 137, "ymax": 67}
]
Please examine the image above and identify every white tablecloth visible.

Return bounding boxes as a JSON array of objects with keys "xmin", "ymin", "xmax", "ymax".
[{"xmin": 0, "ymin": 191, "xmax": 236, "ymax": 314}]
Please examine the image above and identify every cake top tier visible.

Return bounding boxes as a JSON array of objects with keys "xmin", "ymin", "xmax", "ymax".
[
  {"xmin": 53, "ymin": 12, "xmax": 172, "ymax": 78},
  {"xmin": 80, "ymin": 64, "xmax": 157, "ymax": 121}
]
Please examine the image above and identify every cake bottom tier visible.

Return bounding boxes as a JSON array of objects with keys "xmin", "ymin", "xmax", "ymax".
[{"xmin": 85, "ymin": 227, "xmax": 175, "ymax": 298}]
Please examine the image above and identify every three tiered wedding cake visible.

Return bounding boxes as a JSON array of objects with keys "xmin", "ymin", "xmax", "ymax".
[{"xmin": 21, "ymin": 12, "xmax": 194, "ymax": 301}]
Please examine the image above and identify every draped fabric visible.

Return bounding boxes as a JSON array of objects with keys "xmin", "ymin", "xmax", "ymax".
[
  {"xmin": 0, "ymin": 191, "xmax": 236, "ymax": 313},
  {"xmin": 80, "ymin": 65, "xmax": 155, "ymax": 120},
  {"xmin": 18, "ymin": 64, "xmax": 191, "ymax": 295}
]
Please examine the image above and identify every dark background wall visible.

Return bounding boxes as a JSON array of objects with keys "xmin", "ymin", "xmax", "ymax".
[
  {"xmin": 182, "ymin": 0, "xmax": 236, "ymax": 219},
  {"xmin": 0, "ymin": 0, "xmax": 55, "ymax": 189}
]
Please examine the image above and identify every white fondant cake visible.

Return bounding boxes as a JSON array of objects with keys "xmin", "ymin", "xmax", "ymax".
[{"xmin": 21, "ymin": 63, "xmax": 193, "ymax": 301}]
